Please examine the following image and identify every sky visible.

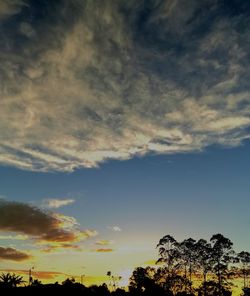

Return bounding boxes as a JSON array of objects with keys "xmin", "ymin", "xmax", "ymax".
[{"xmin": 0, "ymin": 0, "xmax": 249, "ymax": 288}]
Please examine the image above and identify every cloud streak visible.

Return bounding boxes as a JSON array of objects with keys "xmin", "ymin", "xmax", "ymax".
[
  {"xmin": 0, "ymin": 234, "xmax": 28, "ymax": 240},
  {"xmin": 0, "ymin": 0, "xmax": 250, "ymax": 171},
  {"xmin": 43, "ymin": 198, "xmax": 75, "ymax": 209},
  {"xmin": 0, "ymin": 247, "xmax": 31, "ymax": 261},
  {"xmin": 95, "ymin": 240, "xmax": 113, "ymax": 246}
]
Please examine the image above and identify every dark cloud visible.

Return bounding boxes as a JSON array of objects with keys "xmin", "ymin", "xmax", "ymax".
[
  {"xmin": 0, "ymin": 200, "xmax": 97, "ymax": 244},
  {"xmin": 0, "ymin": 247, "xmax": 31, "ymax": 261},
  {"xmin": 0, "ymin": 0, "xmax": 250, "ymax": 171}
]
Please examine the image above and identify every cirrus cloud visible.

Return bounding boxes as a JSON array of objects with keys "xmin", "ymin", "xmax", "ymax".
[{"xmin": 0, "ymin": 1, "xmax": 250, "ymax": 172}]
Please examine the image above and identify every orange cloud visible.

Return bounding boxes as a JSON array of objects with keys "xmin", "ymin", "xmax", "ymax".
[
  {"xmin": 1, "ymin": 269, "xmax": 65, "ymax": 280},
  {"xmin": 41, "ymin": 244, "xmax": 82, "ymax": 253},
  {"xmin": 95, "ymin": 248, "xmax": 114, "ymax": 253},
  {"xmin": 0, "ymin": 247, "xmax": 31, "ymax": 261},
  {"xmin": 32, "ymin": 271, "xmax": 65, "ymax": 280}
]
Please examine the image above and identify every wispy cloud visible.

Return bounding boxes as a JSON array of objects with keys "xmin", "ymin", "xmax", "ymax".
[
  {"xmin": 43, "ymin": 198, "xmax": 75, "ymax": 209},
  {"xmin": 108, "ymin": 226, "xmax": 122, "ymax": 232},
  {"xmin": 0, "ymin": 200, "xmax": 97, "ymax": 247},
  {"xmin": 95, "ymin": 239, "xmax": 113, "ymax": 246},
  {"xmin": 0, "ymin": 1, "xmax": 250, "ymax": 171},
  {"xmin": 0, "ymin": 247, "xmax": 31, "ymax": 261},
  {"xmin": 41, "ymin": 244, "xmax": 82, "ymax": 253}
]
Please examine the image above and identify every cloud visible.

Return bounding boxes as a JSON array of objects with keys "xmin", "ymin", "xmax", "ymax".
[
  {"xmin": 0, "ymin": 234, "xmax": 28, "ymax": 240},
  {"xmin": 0, "ymin": 200, "xmax": 97, "ymax": 245},
  {"xmin": 0, "ymin": 247, "xmax": 31, "ymax": 261},
  {"xmin": 95, "ymin": 240, "xmax": 113, "ymax": 246},
  {"xmin": 108, "ymin": 226, "xmax": 122, "ymax": 232},
  {"xmin": 95, "ymin": 248, "xmax": 114, "ymax": 253},
  {"xmin": 81, "ymin": 229, "xmax": 98, "ymax": 239},
  {"xmin": 41, "ymin": 244, "xmax": 82, "ymax": 253},
  {"xmin": 0, "ymin": 1, "xmax": 250, "ymax": 172},
  {"xmin": 26, "ymin": 270, "xmax": 64, "ymax": 280},
  {"xmin": 43, "ymin": 198, "xmax": 75, "ymax": 209},
  {"xmin": 0, "ymin": 0, "xmax": 27, "ymax": 20}
]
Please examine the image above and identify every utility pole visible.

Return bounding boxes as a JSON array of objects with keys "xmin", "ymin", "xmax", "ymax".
[
  {"xmin": 28, "ymin": 267, "xmax": 34, "ymax": 286},
  {"xmin": 80, "ymin": 274, "xmax": 85, "ymax": 285}
]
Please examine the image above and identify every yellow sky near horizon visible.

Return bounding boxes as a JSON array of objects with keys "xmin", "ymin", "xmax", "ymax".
[{"xmin": 0, "ymin": 239, "xmax": 159, "ymax": 287}]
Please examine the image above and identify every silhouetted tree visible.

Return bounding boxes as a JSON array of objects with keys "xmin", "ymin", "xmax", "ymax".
[
  {"xmin": 196, "ymin": 239, "xmax": 213, "ymax": 296},
  {"xmin": 197, "ymin": 280, "xmax": 231, "ymax": 296},
  {"xmin": 62, "ymin": 277, "xmax": 76, "ymax": 287},
  {"xmin": 238, "ymin": 251, "xmax": 250, "ymax": 290},
  {"xmin": 210, "ymin": 234, "xmax": 235, "ymax": 295},
  {"xmin": 0, "ymin": 273, "xmax": 25, "ymax": 288},
  {"xmin": 180, "ymin": 238, "xmax": 197, "ymax": 293},
  {"xmin": 89, "ymin": 283, "xmax": 110, "ymax": 296},
  {"xmin": 129, "ymin": 267, "xmax": 154, "ymax": 293},
  {"xmin": 107, "ymin": 271, "xmax": 120, "ymax": 291},
  {"xmin": 242, "ymin": 287, "xmax": 250, "ymax": 296},
  {"xmin": 154, "ymin": 266, "xmax": 191, "ymax": 295},
  {"xmin": 31, "ymin": 278, "xmax": 42, "ymax": 286},
  {"xmin": 157, "ymin": 235, "xmax": 181, "ymax": 276}
]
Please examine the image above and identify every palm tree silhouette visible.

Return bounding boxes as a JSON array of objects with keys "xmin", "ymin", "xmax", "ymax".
[{"xmin": 0, "ymin": 273, "xmax": 25, "ymax": 288}]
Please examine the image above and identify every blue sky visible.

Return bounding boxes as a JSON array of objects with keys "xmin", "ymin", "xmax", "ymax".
[
  {"xmin": 1, "ymin": 139, "xmax": 249, "ymax": 250},
  {"xmin": 0, "ymin": 0, "xmax": 250, "ymax": 285}
]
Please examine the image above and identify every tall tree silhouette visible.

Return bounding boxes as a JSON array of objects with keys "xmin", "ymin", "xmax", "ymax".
[
  {"xmin": 238, "ymin": 251, "xmax": 250, "ymax": 290},
  {"xmin": 180, "ymin": 238, "xmax": 197, "ymax": 293},
  {"xmin": 157, "ymin": 235, "xmax": 180, "ymax": 276},
  {"xmin": 156, "ymin": 235, "xmax": 191, "ymax": 294},
  {"xmin": 210, "ymin": 234, "xmax": 235, "ymax": 295},
  {"xmin": 196, "ymin": 239, "xmax": 214, "ymax": 296}
]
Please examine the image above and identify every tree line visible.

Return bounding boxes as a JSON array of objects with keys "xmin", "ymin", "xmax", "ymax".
[
  {"xmin": 0, "ymin": 233, "xmax": 249, "ymax": 296},
  {"xmin": 130, "ymin": 233, "xmax": 250, "ymax": 296}
]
